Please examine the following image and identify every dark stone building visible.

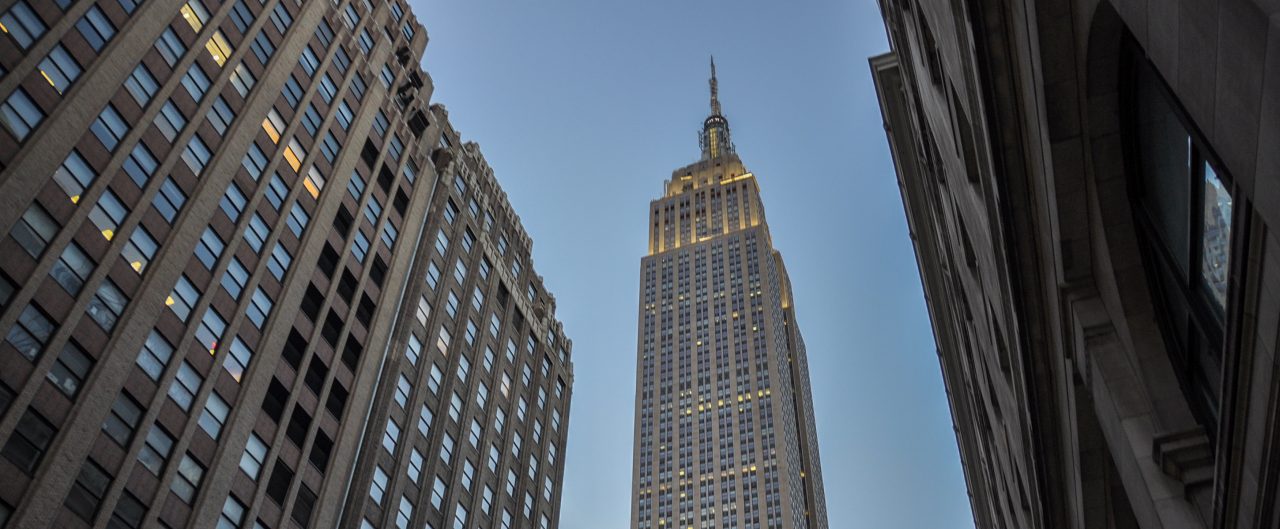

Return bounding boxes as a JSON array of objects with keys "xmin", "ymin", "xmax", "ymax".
[
  {"xmin": 0, "ymin": 0, "xmax": 573, "ymax": 528},
  {"xmin": 872, "ymin": 0, "xmax": 1280, "ymax": 527}
]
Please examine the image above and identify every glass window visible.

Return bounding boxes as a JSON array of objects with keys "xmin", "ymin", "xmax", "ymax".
[
  {"xmin": 0, "ymin": 1, "xmax": 46, "ymax": 49},
  {"xmin": 46, "ymin": 340, "xmax": 92, "ymax": 397},
  {"xmin": 136, "ymin": 330, "xmax": 173, "ymax": 380},
  {"xmin": 171, "ymin": 452, "xmax": 205, "ymax": 503},
  {"xmin": 90, "ymin": 104, "xmax": 129, "ymax": 151},
  {"xmin": 38, "ymin": 44, "xmax": 81, "ymax": 94},
  {"xmin": 124, "ymin": 64, "xmax": 158, "ymax": 106},
  {"xmin": 155, "ymin": 99, "xmax": 187, "ymax": 141},
  {"xmin": 75, "ymin": 6, "xmax": 115, "ymax": 51},
  {"xmin": 180, "ymin": 0, "xmax": 210, "ymax": 32},
  {"xmin": 239, "ymin": 432, "xmax": 267, "ymax": 478},
  {"xmin": 0, "ymin": 87, "xmax": 44, "ymax": 140},
  {"xmin": 122, "ymin": 143, "xmax": 157, "ymax": 188},
  {"xmin": 181, "ymin": 62, "xmax": 211, "ymax": 102},
  {"xmin": 49, "ymin": 243, "xmax": 94, "ymax": 294},
  {"xmin": 138, "ymin": 424, "xmax": 174, "ymax": 475},
  {"xmin": 153, "ymin": 177, "xmax": 187, "ymax": 222},
  {"xmin": 155, "ymin": 28, "xmax": 186, "ymax": 67},
  {"xmin": 118, "ymin": 229, "xmax": 155, "ymax": 279}
]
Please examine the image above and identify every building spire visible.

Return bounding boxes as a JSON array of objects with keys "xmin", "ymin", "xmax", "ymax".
[
  {"xmin": 700, "ymin": 56, "xmax": 734, "ymax": 160},
  {"xmin": 710, "ymin": 55, "xmax": 722, "ymax": 116}
]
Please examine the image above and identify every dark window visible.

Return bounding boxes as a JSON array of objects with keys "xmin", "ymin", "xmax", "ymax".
[
  {"xmin": 64, "ymin": 458, "xmax": 111, "ymax": 522},
  {"xmin": 1, "ymin": 407, "xmax": 56, "ymax": 474},
  {"xmin": 1127, "ymin": 43, "xmax": 1234, "ymax": 434},
  {"xmin": 309, "ymin": 431, "xmax": 332, "ymax": 471},
  {"xmin": 338, "ymin": 270, "xmax": 357, "ymax": 303},
  {"xmin": 265, "ymin": 460, "xmax": 294, "ymax": 505},
  {"xmin": 263, "ymin": 378, "xmax": 288, "ymax": 422},
  {"xmin": 283, "ymin": 329, "xmax": 307, "ymax": 369},
  {"xmin": 108, "ymin": 489, "xmax": 146, "ymax": 529},
  {"xmin": 292, "ymin": 483, "xmax": 316, "ymax": 527},
  {"xmin": 302, "ymin": 285, "xmax": 324, "ymax": 321},
  {"xmin": 102, "ymin": 392, "xmax": 142, "ymax": 446},
  {"xmin": 370, "ymin": 257, "xmax": 387, "ymax": 287},
  {"xmin": 318, "ymin": 244, "xmax": 339, "ymax": 278},
  {"xmin": 286, "ymin": 407, "xmax": 311, "ymax": 447},
  {"xmin": 341, "ymin": 339, "xmax": 362, "ymax": 371},
  {"xmin": 321, "ymin": 311, "xmax": 343, "ymax": 346},
  {"xmin": 304, "ymin": 358, "xmax": 327, "ymax": 394},
  {"xmin": 325, "ymin": 381, "xmax": 348, "ymax": 418}
]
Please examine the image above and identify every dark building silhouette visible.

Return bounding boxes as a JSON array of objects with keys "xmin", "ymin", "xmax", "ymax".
[{"xmin": 872, "ymin": 0, "xmax": 1280, "ymax": 527}]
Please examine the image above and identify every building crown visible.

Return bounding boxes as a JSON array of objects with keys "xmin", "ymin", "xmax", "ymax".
[{"xmin": 700, "ymin": 56, "xmax": 735, "ymax": 160}]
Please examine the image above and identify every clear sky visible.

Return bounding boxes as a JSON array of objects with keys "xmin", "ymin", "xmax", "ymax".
[{"xmin": 406, "ymin": 1, "xmax": 975, "ymax": 527}]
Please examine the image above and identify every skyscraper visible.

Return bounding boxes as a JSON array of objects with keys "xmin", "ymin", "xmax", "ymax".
[
  {"xmin": 631, "ymin": 60, "xmax": 827, "ymax": 529},
  {"xmin": 0, "ymin": 1, "xmax": 572, "ymax": 528}
]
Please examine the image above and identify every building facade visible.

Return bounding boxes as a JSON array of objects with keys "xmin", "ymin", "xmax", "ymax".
[
  {"xmin": 631, "ymin": 62, "xmax": 828, "ymax": 529},
  {"xmin": 872, "ymin": 0, "xmax": 1280, "ymax": 527},
  {"xmin": 0, "ymin": 0, "xmax": 572, "ymax": 528}
]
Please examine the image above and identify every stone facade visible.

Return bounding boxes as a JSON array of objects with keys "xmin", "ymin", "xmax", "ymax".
[
  {"xmin": 872, "ymin": 0, "xmax": 1280, "ymax": 527},
  {"xmin": 0, "ymin": 1, "xmax": 572, "ymax": 528}
]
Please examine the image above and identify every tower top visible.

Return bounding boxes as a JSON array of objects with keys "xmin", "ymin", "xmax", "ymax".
[{"xmin": 700, "ymin": 56, "xmax": 734, "ymax": 159}]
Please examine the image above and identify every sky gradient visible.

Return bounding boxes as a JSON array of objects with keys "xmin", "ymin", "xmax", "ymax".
[{"xmin": 406, "ymin": 1, "xmax": 975, "ymax": 527}]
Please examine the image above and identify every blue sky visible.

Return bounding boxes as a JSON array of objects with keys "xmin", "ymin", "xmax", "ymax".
[{"xmin": 406, "ymin": 1, "xmax": 975, "ymax": 527}]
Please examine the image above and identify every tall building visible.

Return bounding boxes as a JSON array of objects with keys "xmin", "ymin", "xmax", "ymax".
[
  {"xmin": 0, "ymin": 1, "xmax": 573, "ymax": 529},
  {"xmin": 871, "ymin": 0, "xmax": 1280, "ymax": 527},
  {"xmin": 631, "ymin": 60, "xmax": 827, "ymax": 529}
]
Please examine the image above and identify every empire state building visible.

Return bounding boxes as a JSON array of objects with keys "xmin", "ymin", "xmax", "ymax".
[{"xmin": 631, "ymin": 60, "xmax": 828, "ymax": 529}]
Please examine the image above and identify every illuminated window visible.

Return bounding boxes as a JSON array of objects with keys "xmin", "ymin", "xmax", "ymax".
[
  {"xmin": 262, "ymin": 108, "xmax": 285, "ymax": 143},
  {"xmin": 180, "ymin": 0, "xmax": 210, "ymax": 32},
  {"xmin": 283, "ymin": 138, "xmax": 305, "ymax": 171},
  {"xmin": 205, "ymin": 30, "xmax": 232, "ymax": 66}
]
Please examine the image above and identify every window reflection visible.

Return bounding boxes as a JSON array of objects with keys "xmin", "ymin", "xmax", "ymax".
[
  {"xmin": 1129, "ymin": 43, "xmax": 1234, "ymax": 434},
  {"xmin": 1201, "ymin": 164, "xmax": 1231, "ymax": 309}
]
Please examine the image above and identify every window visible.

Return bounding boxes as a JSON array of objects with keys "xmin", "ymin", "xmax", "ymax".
[
  {"xmin": 0, "ymin": 1, "xmax": 46, "ymax": 49},
  {"xmin": 317, "ymin": 73, "xmax": 337, "ymax": 103},
  {"xmin": 86, "ymin": 280, "xmax": 127, "ymax": 331},
  {"xmin": 180, "ymin": 0, "xmax": 210, "ymax": 32},
  {"xmin": 171, "ymin": 452, "xmax": 205, "ymax": 503},
  {"xmin": 352, "ymin": 230, "xmax": 370, "ymax": 262},
  {"xmin": 382, "ymin": 417, "xmax": 400, "ymax": 454},
  {"xmin": 422, "ymin": 476, "xmax": 448, "ymax": 512},
  {"xmin": 247, "ymin": 287, "xmax": 273, "ymax": 328},
  {"xmin": 245, "ymin": 213, "xmax": 269, "ymax": 252},
  {"xmin": 198, "ymin": 391, "xmax": 230, "ymax": 438},
  {"xmin": 440, "ymin": 432, "xmax": 455, "ymax": 465},
  {"xmin": 38, "ymin": 44, "xmax": 80, "ymax": 94},
  {"xmin": 168, "ymin": 275, "xmax": 199, "ymax": 321},
  {"xmin": 155, "ymin": 100, "xmax": 187, "ymax": 141},
  {"xmin": 283, "ymin": 138, "xmax": 305, "ymax": 171},
  {"xmin": 75, "ymin": 6, "xmax": 115, "ymax": 51},
  {"xmin": 47, "ymin": 340, "xmax": 92, "ymax": 397},
  {"xmin": 286, "ymin": 204, "xmax": 310, "ymax": 239},
  {"xmin": 208, "ymin": 96, "xmax": 234, "ymax": 134},
  {"xmin": 449, "ymin": 392, "xmax": 463, "ymax": 423},
  {"xmin": 219, "ymin": 495, "xmax": 246, "ymax": 529},
  {"xmin": 218, "ymin": 258, "xmax": 249, "ymax": 301},
  {"xmin": 243, "ymin": 143, "xmax": 268, "ymax": 180},
  {"xmin": 1129, "ymin": 51, "xmax": 1236, "ymax": 434},
  {"xmin": 181, "ymin": 62, "xmax": 211, "ymax": 102},
  {"xmin": 299, "ymin": 46, "xmax": 319, "ymax": 76},
  {"xmin": 221, "ymin": 182, "xmax": 247, "ymax": 220},
  {"xmin": 135, "ymin": 330, "xmax": 174, "ymax": 380},
  {"xmin": 230, "ymin": 63, "xmax": 256, "ymax": 96},
  {"xmin": 156, "ymin": 28, "xmax": 186, "ymax": 66},
  {"xmin": 50, "ymin": 243, "xmax": 93, "ymax": 294},
  {"xmin": 206, "ymin": 30, "xmax": 232, "ymax": 66},
  {"xmin": 370, "ymin": 466, "xmax": 389, "ymax": 504},
  {"xmin": 168, "ymin": 361, "xmax": 202, "ymax": 410},
  {"xmin": 394, "ymin": 373, "xmax": 411, "ymax": 408},
  {"xmin": 269, "ymin": 2, "xmax": 292, "ymax": 33},
  {"xmin": 453, "ymin": 261, "xmax": 467, "ymax": 285},
  {"xmin": 373, "ymin": 110, "xmax": 389, "ymax": 137},
  {"xmin": 195, "ymin": 227, "xmax": 224, "ymax": 269},
  {"xmin": 250, "ymin": 32, "xmax": 274, "ymax": 64},
  {"xmin": 396, "ymin": 495, "xmax": 414, "ymax": 529},
  {"xmin": 239, "ymin": 432, "xmax": 268, "ymax": 478},
  {"xmin": 122, "ymin": 143, "xmax": 157, "ymax": 188},
  {"xmin": 153, "ymin": 177, "xmax": 187, "ymax": 223},
  {"xmin": 428, "ymin": 364, "xmax": 444, "ymax": 394},
  {"xmin": 125, "ymin": 64, "xmax": 158, "ymax": 105},
  {"xmin": 380, "ymin": 65, "xmax": 394, "ymax": 88},
  {"xmin": 138, "ymin": 424, "xmax": 174, "ymax": 475},
  {"xmin": 0, "ymin": 88, "xmax": 43, "ymax": 140},
  {"xmin": 65, "ymin": 459, "xmax": 111, "ymax": 522},
  {"xmin": 426, "ymin": 261, "xmax": 442, "ymax": 289},
  {"xmin": 336, "ymin": 100, "xmax": 354, "ymax": 130},
  {"xmin": 304, "ymin": 166, "xmax": 325, "ymax": 198},
  {"xmin": 183, "ymin": 135, "xmax": 212, "ymax": 175},
  {"xmin": 102, "ymin": 392, "xmax": 142, "ymax": 446},
  {"xmin": 1, "ymin": 407, "xmax": 54, "ymax": 474},
  {"xmin": 418, "ymin": 403, "xmax": 434, "ymax": 435},
  {"xmin": 452, "ymin": 505, "xmax": 468, "ymax": 529}
]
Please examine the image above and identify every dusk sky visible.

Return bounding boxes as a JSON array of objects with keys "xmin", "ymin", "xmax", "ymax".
[{"xmin": 407, "ymin": 0, "xmax": 975, "ymax": 527}]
